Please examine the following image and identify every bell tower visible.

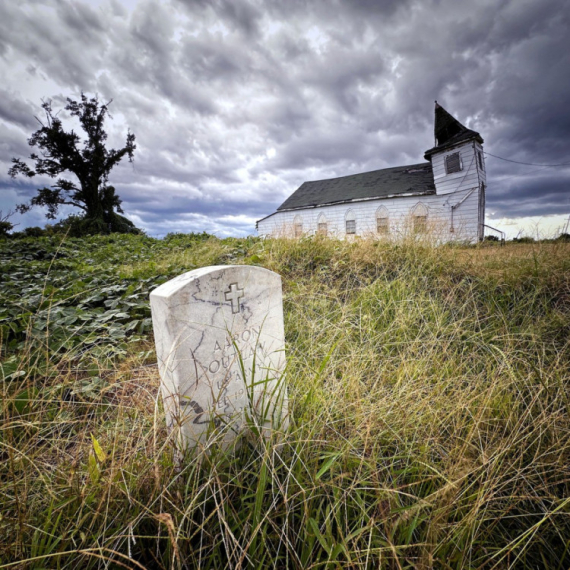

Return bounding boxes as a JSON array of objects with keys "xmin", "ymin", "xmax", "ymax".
[{"xmin": 424, "ymin": 102, "xmax": 487, "ymax": 240}]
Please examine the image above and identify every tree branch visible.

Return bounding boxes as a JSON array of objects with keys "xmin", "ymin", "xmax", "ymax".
[{"xmin": 60, "ymin": 201, "xmax": 87, "ymax": 211}]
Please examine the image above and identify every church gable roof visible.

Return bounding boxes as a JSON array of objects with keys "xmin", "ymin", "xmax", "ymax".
[
  {"xmin": 424, "ymin": 102, "xmax": 483, "ymax": 159},
  {"xmin": 276, "ymin": 162, "xmax": 435, "ymax": 211}
]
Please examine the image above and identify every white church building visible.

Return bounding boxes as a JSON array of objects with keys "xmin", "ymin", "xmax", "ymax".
[{"xmin": 257, "ymin": 103, "xmax": 487, "ymax": 243}]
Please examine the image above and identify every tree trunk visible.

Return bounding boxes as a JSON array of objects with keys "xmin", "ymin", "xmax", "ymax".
[{"xmin": 82, "ymin": 179, "xmax": 104, "ymax": 218}]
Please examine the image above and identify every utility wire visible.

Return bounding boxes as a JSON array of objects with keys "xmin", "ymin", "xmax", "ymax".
[{"xmin": 484, "ymin": 151, "xmax": 570, "ymax": 167}]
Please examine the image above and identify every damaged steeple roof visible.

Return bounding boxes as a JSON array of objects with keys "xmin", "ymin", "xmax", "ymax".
[{"xmin": 424, "ymin": 102, "xmax": 483, "ymax": 160}]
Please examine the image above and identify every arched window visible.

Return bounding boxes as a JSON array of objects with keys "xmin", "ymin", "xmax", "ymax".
[
  {"xmin": 317, "ymin": 213, "xmax": 328, "ymax": 236},
  {"xmin": 293, "ymin": 215, "xmax": 303, "ymax": 238},
  {"xmin": 345, "ymin": 210, "xmax": 356, "ymax": 235},
  {"xmin": 376, "ymin": 206, "xmax": 389, "ymax": 234},
  {"xmin": 412, "ymin": 203, "xmax": 428, "ymax": 234}
]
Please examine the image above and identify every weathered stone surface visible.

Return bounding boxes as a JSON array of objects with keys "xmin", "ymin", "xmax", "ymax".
[{"xmin": 150, "ymin": 265, "xmax": 288, "ymax": 450}]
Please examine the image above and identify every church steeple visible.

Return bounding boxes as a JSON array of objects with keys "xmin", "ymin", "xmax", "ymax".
[{"xmin": 424, "ymin": 101, "xmax": 483, "ymax": 160}]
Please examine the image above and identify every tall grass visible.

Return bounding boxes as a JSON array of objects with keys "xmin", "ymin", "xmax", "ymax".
[{"xmin": 1, "ymin": 235, "xmax": 569, "ymax": 568}]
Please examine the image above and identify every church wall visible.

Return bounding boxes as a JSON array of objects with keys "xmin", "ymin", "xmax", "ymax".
[{"xmin": 257, "ymin": 185, "xmax": 481, "ymax": 243}]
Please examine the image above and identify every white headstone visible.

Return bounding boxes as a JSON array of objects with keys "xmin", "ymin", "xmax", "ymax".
[{"xmin": 150, "ymin": 265, "xmax": 288, "ymax": 451}]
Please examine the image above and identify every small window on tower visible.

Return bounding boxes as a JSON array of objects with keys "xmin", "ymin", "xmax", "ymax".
[{"xmin": 445, "ymin": 152, "xmax": 462, "ymax": 174}]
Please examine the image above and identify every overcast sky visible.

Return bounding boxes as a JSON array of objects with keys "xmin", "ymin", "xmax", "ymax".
[{"xmin": 1, "ymin": 0, "xmax": 569, "ymax": 238}]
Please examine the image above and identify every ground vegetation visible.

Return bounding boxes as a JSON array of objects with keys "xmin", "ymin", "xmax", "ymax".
[{"xmin": 1, "ymin": 234, "xmax": 569, "ymax": 568}]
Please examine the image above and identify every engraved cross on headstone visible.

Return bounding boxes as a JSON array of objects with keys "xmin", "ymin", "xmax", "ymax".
[{"xmin": 225, "ymin": 282, "xmax": 244, "ymax": 314}]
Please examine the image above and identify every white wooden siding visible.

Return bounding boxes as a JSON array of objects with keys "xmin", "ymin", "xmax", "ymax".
[{"xmin": 257, "ymin": 185, "xmax": 482, "ymax": 243}]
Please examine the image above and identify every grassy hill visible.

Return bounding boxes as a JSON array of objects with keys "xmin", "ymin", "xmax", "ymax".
[{"xmin": 1, "ymin": 234, "xmax": 569, "ymax": 569}]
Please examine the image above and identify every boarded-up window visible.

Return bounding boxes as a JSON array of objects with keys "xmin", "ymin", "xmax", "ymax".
[
  {"xmin": 345, "ymin": 210, "xmax": 356, "ymax": 235},
  {"xmin": 414, "ymin": 215, "xmax": 427, "ymax": 233},
  {"xmin": 317, "ymin": 214, "xmax": 327, "ymax": 236},
  {"xmin": 376, "ymin": 206, "xmax": 389, "ymax": 235},
  {"xmin": 294, "ymin": 215, "xmax": 303, "ymax": 237},
  {"xmin": 377, "ymin": 217, "xmax": 389, "ymax": 234},
  {"xmin": 445, "ymin": 152, "xmax": 462, "ymax": 174},
  {"xmin": 412, "ymin": 203, "xmax": 428, "ymax": 234}
]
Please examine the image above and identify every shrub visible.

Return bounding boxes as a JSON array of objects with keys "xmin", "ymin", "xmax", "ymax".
[{"xmin": 0, "ymin": 220, "xmax": 13, "ymax": 238}]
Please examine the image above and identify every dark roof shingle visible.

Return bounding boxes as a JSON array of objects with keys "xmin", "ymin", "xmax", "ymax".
[{"xmin": 277, "ymin": 162, "xmax": 435, "ymax": 211}]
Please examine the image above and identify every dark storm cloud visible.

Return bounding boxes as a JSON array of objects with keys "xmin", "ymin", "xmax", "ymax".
[
  {"xmin": 0, "ymin": 90, "xmax": 39, "ymax": 130},
  {"xmin": 489, "ymin": 169, "xmax": 570, "ymax": 218},
  {"xmin": 1, "ymin": 0, "xmax": 569, "ymax": 236},
  {"xmin": 57, "ymin": 1, "xmax": 106, "ymax": 41},
  {"xmin": 122, "ymin": 186, "xmax": 271, "ymax": 220},
  {"xmin": 0, "ymin": 1, "xmax": 108, "ymax": 91}
]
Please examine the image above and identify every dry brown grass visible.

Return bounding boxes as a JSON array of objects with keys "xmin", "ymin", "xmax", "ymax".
[{"xmin": 1, "ymin": 235, "xmax": 569, "ymax": 569}]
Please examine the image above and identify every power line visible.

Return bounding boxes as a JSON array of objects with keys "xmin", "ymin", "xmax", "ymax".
[{"xmin": 484, "ymin": 151, "xmax": 570, "ymax": 167}]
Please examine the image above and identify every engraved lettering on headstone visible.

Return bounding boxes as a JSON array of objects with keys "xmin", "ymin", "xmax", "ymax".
[{"xmin": 182, "ymin": 399, "xmax": 210, "ymax": 424}]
